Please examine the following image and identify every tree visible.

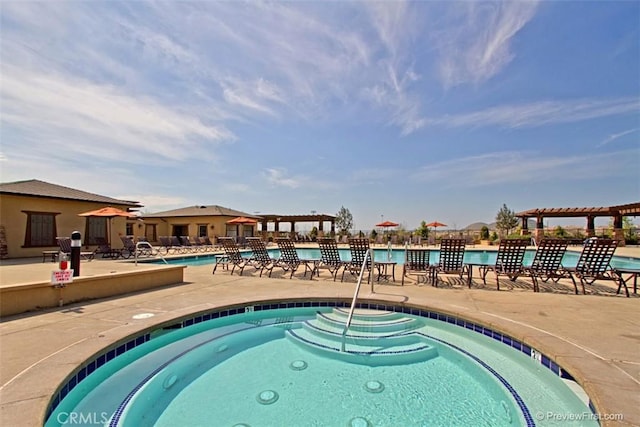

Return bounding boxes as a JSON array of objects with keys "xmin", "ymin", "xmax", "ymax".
[
  {"xmin": 480, "ymin": 226, "xmax": 489, "ymax": 240},
  {"xmin": 495, "ymin": 204, "xmax": 518, "ymax": 237},
  {"xmin": 335, "ymin": 206, "xmax": 353, "ymax": 236},
  {"xmin": 415, "ymin": 221, "xmax": 430, "ymax": 240},
  {"xmin": 553, "ymin": 226, "xmax": 568, "ymax": 238}
]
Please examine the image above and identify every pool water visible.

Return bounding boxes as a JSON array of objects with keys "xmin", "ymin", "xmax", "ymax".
[
  {"xmin": 150, "ymin": 247, "xmax": 640, "ymax": 269},
  {"xmin": 46, "ymin": 307, "xmax": 596, "ymax": 427}
]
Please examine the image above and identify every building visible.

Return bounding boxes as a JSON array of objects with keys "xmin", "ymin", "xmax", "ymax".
[
  {"xmin": 140, "ymin": 206, "xmax": 261, "ymax": 243},
  {"xmin": 0, "ymin": 180, "xmax": 141, "ymax": 259}
]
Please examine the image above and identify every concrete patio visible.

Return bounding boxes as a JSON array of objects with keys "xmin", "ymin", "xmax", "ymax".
[{"xmin": 1, "ymin": 247, "xmax": 638, "ymax": 426}]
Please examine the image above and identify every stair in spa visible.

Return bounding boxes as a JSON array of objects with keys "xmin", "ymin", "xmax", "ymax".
[
  {"xmin": 314, "ymin": 309, "xmax": 423, "ymax": 334},
  {"xmin": 285, "ymin": 309, "xmax": 438, "ymax": 366}
]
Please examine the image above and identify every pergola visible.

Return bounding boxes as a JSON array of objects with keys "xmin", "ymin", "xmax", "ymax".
[
  {"xmin": 257, "ymin": 214, "xmax": 337, "ymax": 239},
  {"xmin": 515, "ymin": 202, "xmax": 640, "ymax": 246}
]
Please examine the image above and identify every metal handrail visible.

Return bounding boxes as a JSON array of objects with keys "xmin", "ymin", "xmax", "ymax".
[
  {"xmin": 341, "ymin": 248, "xmax": 371, "ymax": 351},
  {"xmin": 135, "ymin": 241, "xmax": 168, "ymax": 265}
]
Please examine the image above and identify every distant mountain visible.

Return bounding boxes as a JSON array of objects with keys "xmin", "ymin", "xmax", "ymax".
[{"xmin": 464, "ymin": 222, "xmax": 489, "ymax": 230}]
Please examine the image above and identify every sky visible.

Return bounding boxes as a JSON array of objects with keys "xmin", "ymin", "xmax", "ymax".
[{"xmin": 1, "ymin": 1, "xmax": 639, "ymax": 232}]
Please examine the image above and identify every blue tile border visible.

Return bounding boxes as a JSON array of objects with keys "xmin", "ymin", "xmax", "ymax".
[{"xmin": 46, "ymin": 299, "xmax": 587, "ymax": 424}]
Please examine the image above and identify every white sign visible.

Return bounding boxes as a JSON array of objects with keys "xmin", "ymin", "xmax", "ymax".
[{"xmin": 51, "ymin": 269, "xmax": 74, "ymax": 285}]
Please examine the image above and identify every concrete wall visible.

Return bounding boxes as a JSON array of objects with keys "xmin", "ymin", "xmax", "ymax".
[{"xmin": 0, "ymin": 266, "xmax": 185, "ymax": 317}]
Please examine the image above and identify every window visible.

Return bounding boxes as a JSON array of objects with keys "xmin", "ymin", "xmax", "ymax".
[
  {"xmin": 126, "ymin": 222, "xmax": 134, "ymax": 236},
  {"xmin": 85, "ymin": 217, "xmax": 107, "ymax": 245},
  {"xmin": 198, "ymin": 224, "xmax": 208, "ymax": 237},
  {"xmin": 23, "ymin": 211, "xmax": 58, "ymax": 247}
]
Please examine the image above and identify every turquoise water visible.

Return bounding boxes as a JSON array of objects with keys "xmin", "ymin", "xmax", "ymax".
[
  {"xmin": 46, "ymin": 307, "xmax": 596, "ymax": 427},
  {"xmin": 148, "ymin": 248, "xmax": 640, "ymax": 269}
]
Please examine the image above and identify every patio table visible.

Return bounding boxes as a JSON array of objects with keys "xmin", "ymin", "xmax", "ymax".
[
  {"xmin": 375, "ymin": 260, "xmax": 396, "ymax": 282},
  {"xmin": 612, "ymin": 268, "xmax": 640, "ymax": 297}
]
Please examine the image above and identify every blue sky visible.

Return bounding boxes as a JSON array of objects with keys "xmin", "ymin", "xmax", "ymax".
[{"xmin": 1, "ymin": 1, "xmax": 638, "ymax": 231}]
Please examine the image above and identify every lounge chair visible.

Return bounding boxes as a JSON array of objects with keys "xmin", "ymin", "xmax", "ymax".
[
  {"xmin": 402, "ymin": 248, "xmax": 432, "ymax": 286},
  {"xmin": 158, "ymin": 236, "xmax": 183, "ymax": 254},
  {"xmin": 213, "ymin": 237, "xmax": 252, "ymax": 276},
  {"xmin": 180, "ymin": 236, "xmax": 201, "ymax": 253},
  {"xmin": 120, "ymin": 236, "xmax": 156, "ymax": 259},
  {"xmin": 341, "ymin": 238, "xmax": 371, "ymax": 282},
  {"xmin": 431, "ymin": 238, "xmax": 468, "ymax": 287},
  {"xmin": 521, "ymin": 239, "xmax": 571, "ymax": 292},
  {"xmin": 317, "ymin": 238, "xmax": 348, "ymax": 281},
  {"xmin": 479, "ymin": 239, "xmax": 529, "ymax": 290},
  {"xmin": 246, "ymin": 237, "xmax": 278, "ymax": 277},
  {"xmin": 56, "ymin": 237, "xmax": 95, "ymax": 261},
  {"xmin": 275, "ymin": 238, "xmax": 318, "ymax": 279},
  {"xmin": 564, "ymin": 238, "xmax": 618, "ymax": 295},
  {"xmin": 93, "ymin": 237, "xmax": 113, "ymax": 258}
]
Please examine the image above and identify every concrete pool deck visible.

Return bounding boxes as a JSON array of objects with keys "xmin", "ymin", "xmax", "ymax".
[{"xmin": 1, "ymin": 246, "xmax": 639, "ymax": 426}]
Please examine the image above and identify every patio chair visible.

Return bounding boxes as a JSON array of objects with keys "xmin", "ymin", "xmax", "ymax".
[
  {"xmin": 246, "ymin": 237, "xmax": 278, "ymax": 277},
  {"xmin": 93, "ymin": 237, "xmax": 113, "ymax": 258},
  {"xmin": 180, "ymin": 236, "xmax": 201, "ymax": 253},
  {"xmin": 317, "ymin": 238, "xmax": 348, "ymax": 281},
  {"xmin": 479, "ymin": 239, "xmax": 530, "ymax": 290},
  {"xmin": 213, "ymin": 237, "xmax": 252, "ymax": 276},
  {"xmin": 56, "ymin": 237, "xmax": 95, "ymax": 261},
  {"xmin": 200, "ymin": 236, "xmax": 218, "ymax": 251},
  {"xmin": 564, "ymin": 238, "xmax": 618, "ymax": 295},
  {"xmin": 341, "ymin": 238, "xmax": 372, "ymax": 282},
  {"xmin": 120, "ymin": 236, "xmax": 155, "ymax": 259},
  {"xmin": 521, "ymin": 239, "xmax": 571, "ymax": 292},
  {"xmin": 275, "ymin": 238, "xmax": 319, "ymax": 279},
  {"xmin": 431, "ymin": 239, "xmax": 468, "ymax": 287},
  {"xmin": 402, "ymin": 248, "xmax": 432, "ymax": 286},
  {"xmin": 169, "ymin": 236, "xmax": 188, "ymax": 253},
  {"xmin": 158, "ymin": 236, "xmax": 183, "ymax": 254}
]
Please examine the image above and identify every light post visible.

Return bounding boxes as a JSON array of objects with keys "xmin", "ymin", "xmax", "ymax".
[{"xmin": 70, "ymin": 231, "xmax": 81, "ymax": 277}]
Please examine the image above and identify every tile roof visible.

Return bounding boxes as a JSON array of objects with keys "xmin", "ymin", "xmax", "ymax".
[
  {"xmin": 142, "ymin": 205, "xmax": 261, "ymax": 218},
  {"xmin": 0, "ymin": 179, "xmax": 141, "ymax": 207}
]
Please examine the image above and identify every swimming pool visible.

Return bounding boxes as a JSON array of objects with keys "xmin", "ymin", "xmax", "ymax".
[
  {"xmin": 147, "ymin": 247, "xmax": 640, "ymax": 269},
  {"xmin": 46, "ymin": 303, "xmax": 597, "ymax": 427}
]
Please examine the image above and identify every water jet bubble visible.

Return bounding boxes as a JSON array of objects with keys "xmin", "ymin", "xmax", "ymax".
[{"xmin": 256, "ymin": 390, "xmax": 279, "ymax": 405}]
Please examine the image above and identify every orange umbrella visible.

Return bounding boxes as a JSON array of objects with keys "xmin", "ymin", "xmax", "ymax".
[
  {"xmin": 376, "ymin": 220, "xmax": 399, "ymax": 228},
  {"xmin": 78, "ymin": 207, "xmax": 137, "ymax": 245},
  {"xmin": 226, "ymin": 216, "xmax": 258, "ymax": 224},
  {"xmin": 425, "ymin": 221, "xmax": 447, "ymax": 228},
  {"xmin": 425, "ymin": 221, "xmax": 447, "ymax": 240}
]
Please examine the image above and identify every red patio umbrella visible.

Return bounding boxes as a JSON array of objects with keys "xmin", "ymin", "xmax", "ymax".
[
  {"xmin": 226, "ymin": 216, "xmax": 258, "ymax": 238},
  {"xmin": 425, "ymin": 221, "xmax": 447, "ymax": 240},
  {"xmin": 78, "ymin": 207, "xmax": 137, "ymax": 245},
  {"xmin": 425, "ymin": 221, "xmax": 447, "ymax": 228},
  {"xmin": 376, "ymin": 220, "xmax": 399, "ymax": 228},
  {"xmin": 226, "ymin": 216, "xmax": 258, "ymax": 224}
]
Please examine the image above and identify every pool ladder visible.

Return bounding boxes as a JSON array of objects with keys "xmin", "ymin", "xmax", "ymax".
[{"xmin": 341, "ymin": 249, "xmax": 373, "ymax": 352}]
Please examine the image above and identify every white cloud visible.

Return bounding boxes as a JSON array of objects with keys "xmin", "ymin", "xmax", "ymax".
[
  {"xmin": 598, "ymin": 128, "xmax": 639, "ymax": 146},
  {"xmin": 264, "ymin": 168, "xmax": 301, "ymax": 189},
  {"xmin": 434, "ymin": 1, "xmax": 539, "ymax": 87},
  {"xmin": 411, "ymin": 149, "xmax": 639, "ymax": 187},
  {"xmin": 432, "ymin": 98, "xmax": 640, "ymax": 129},
  {"xmin": 1, "ymin": 67, "xmax": 233, "ymax": 164}
]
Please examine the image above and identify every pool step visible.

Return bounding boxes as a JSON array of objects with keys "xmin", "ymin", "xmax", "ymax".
[
  {"xmin": 315, "ymin": 310, "xmax": 423, "ymax": 334},
  {"xmin": 286, "ymin": 309, "xmax": 438, "ymax": 366}
]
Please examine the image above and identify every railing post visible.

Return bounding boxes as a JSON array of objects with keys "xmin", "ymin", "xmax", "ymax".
[{"xmin": 342, "ymin": 248, "xmax": 371, "ymax": 351}]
